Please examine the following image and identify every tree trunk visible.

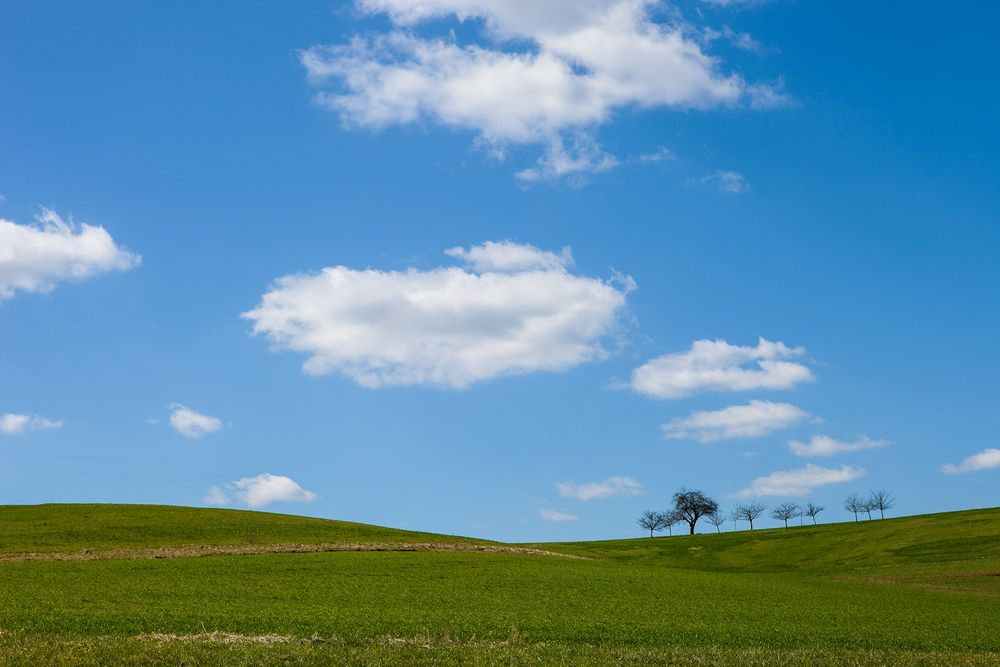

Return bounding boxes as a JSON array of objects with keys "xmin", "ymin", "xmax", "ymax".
[
  {"xmin": 749, "ymin": 519, "xmax": 754, "ymax": 530},
  {"xmin": 715, "ymin": 526, "xmax": 720, "ymax": 534},
  {"xmin": 879, "ymin": 508, "xmax": 884, "ymax": 519},
  {"xmin": 812, "ymin": 516, "xmax": 816, "ymax": 525},
  {"xmin": 650, "ymin": 528, "xmax": 654, "ymax": 538},
  {"xmin": 689, "ymin": 522, "xmax": 695, "ymax": 535},
  {"xmin": 783, "ymin": 519, "xmax": 788, "ymax": 528}
]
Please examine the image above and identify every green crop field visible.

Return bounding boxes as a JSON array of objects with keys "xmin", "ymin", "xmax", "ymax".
[{"xmin": 0, "ymin": 505, "xmax": 997, "ymax": 665}]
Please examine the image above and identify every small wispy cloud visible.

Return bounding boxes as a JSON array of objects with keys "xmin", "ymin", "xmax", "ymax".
[
  {"xmin": 734, "ymin": 463, "xmax": 867, "ymax": 497},
  {"xmin": 788, "ymin": 435, "xmax": 889, "ymax": 458},
  {"xmin": 701, "ymin": 0, "xmax": 776, "ymax": 8},
  {"xmin": 634, "ymin": 147, "xmax": 674, "ymax": 164},
  {"xmin": 663, "ymin": 400, "xmax": 810, "ymax": 443},
  {"xmin": 941, "ymin": 448, "xmax": 1000, "ymax": 475},
  {"xmin": 539, "ymin": 509, "xmax": 577, "ymax": 522},
  {"xmin": 556, "ymin": 476, "xmax": 642, "ymax": 501},
  {"xmin": 169, "ymin": 404, "xmax": 223, "ymax": 438},
  {"xmin": 0, "ymin": 413, "xmax": 62, "ymax": 435},
  {"xmin": 696, "ymin": 170, "xmax": 749, "ymax": 194}
]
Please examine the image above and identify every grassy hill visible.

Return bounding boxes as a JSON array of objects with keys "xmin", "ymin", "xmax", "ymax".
[
  {"xmin": 0, "ymin": 503, "xmax": 485, "ymax": 555},
  {"xmin": 535, "ymin": 507, "xmax": 1000, "ymax": 573},
  {"xmin": 0, "ymin": 504, "xmax": 997, "ymax": 665}
]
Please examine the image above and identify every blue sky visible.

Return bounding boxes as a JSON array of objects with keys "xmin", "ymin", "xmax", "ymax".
[{"xmin": 1, "ymin": 0, "xmax": 998, "ymax": 541}]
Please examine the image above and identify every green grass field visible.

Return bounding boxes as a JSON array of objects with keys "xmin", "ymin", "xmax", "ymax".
[{"xmin": 0, "ymin": 504, "xmax": 997, "ymax": 665}]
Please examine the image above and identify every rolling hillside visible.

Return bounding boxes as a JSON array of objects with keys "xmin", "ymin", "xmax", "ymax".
[{"xmin": 0, "ymin": 504, "xmax": 997, "ymax": 665}]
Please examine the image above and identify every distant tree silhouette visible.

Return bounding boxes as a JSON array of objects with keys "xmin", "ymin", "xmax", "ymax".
[
  {"xmin": 869, "ymin": 489, "xmax": 895, "ymax": 519},
  {"xmin": 638, "ymin": 510, "xmax": 664, "ymax": 537},
  {"xmin": 661, "ymin": 509, "xmax": 682, "ymax": 536},
  {"xmin": 772, "ymin": 502, "xmax": 801, "ymax": 528},
  {"xmin": 706, "ymin": 512, "xmax": 727, "ymax": 533},
  {"xmin": 862, "ymin": 497, "xmax": 876, "ymax": 520},
  {"xmin": 804, "ymin": 501, "xmax": 825, "ymax": 524},
  {"xmin": 671, "ymin": 489, "xmax": 720, "ymax": 535},
  {"xmin": 844, "ymin": 493, "xmax": 865, "ymax": 522},
  {"xmin": 733, "ymin": 502, "xmax": 767, "ymax": 530}
]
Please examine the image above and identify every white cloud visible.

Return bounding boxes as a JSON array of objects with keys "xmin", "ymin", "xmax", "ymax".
[
  {"xmin": 514, "ymin": 134, "xmax": 619, "ymax": 184},
  {"xmin": 0, "ymin": 209, "xmax": 140, "ymax": 300},
  {"xmin": 204, "ymin": 473, "xmax": 318, "ymax": 509},
  {"xmin": 556, "ymin": 476, "xmax": 642, "ymax": 501},
  {"xmin": 735, "ymin": 463, "xmax": 867, "ymax": 498},
  {"xmin": 242, "ymin": 241, "xmax": 633, "ymax": 389},
  {"xmin": 444, "ymin": 239, "xmax": 573, "ymax": 273},
  {"xmin": 302, "ymin": 0, "xmax": 784, "ymax": 180},
  {"xmin": 701, "ymin": 0, "xmax": 774, "ymax": 7},
  {"xmin": 0, "ymin": 413, "xmax": 62, "ymax": 435},
  {"xmin": 169, "ymin": 404, "xmax": 223, "ymax": 438},
  {"xmin": 539, "ymin": 509, "xmax": 577, "ymax": 521},
  {"xmin": 788, "ymin": 435, "xmax": 889, "ymax": 458},
  {"xmin": 663, "ymin": 400, "xmax": 809, "ymax": 443},
  {"xmin": 631, "ymin": 337, "xmax": 813, "ymax": 399},
  {"xmin": 636, "ymin": 147, "xmax": 674, "ymax": 163},
  {"xmin": 941, "ymin": 448, "xmax": 1000, "ymax": 475},
  {"xmin": 203, "ymin": 486, "xmax": 231, "ymax": 506},
  {"xmin": 663, "ymin": 400, "xmax": 809, "ymax": 442},
  {"xmin": 698, "ymin": 170, "xmax": 748, "ymax": 193},
  {"xmin": 701, "ymin": 25, "xmax": 767, "ymax": 55}
]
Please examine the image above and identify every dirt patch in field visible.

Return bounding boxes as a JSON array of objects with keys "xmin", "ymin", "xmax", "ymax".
[
  {"xmin": 0, "ymin": 542, "xmax": 585, "ymax": 563},
  {"xmin": 138, "ymin": 632, "xmax": 307, "ymax": 645}
]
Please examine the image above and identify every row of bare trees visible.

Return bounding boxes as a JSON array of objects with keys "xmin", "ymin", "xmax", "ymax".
[
  {"xmin": 637, "ymin": 489, "xmax": 720, "ymax": 536},
  {"xmin": 638, "ymin": 489, "xmax": 895, "ymax": 536},
  {"xmin": 845, "ymin": 490, "xmax": 895, "ymax": 521}
]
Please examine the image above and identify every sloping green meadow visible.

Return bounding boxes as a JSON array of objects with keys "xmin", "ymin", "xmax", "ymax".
[{"xmin": 0, "ymin": 505, "xmax": 997, "ymax": 665}]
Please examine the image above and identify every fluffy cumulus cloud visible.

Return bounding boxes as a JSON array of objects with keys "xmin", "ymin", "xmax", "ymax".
[
  {"xmin": 242, "ymin": 241, "xmax": 633, "ymax": 389},
  {"xmin": 169, "ymin": 404, "xmax": 223, "ymax": 438},
  {"xmin": 631, "ymin": 337, "xmax": 812, "ymax": 399},
  {"xmin": 301, "ymin": 0, "xmax": 787, "ymax": 180},
  {"xmin": 735, "ymin": 463, "xmax": 866, "ymax": 498},
  {"xmin": 941, "ymin": 448, "xmax": 1000, "ymax": 475},
  {"xmin": 0, "ymin": 413, "xmax": 62, "ymax": 435},
  {"xmin": 539, "ymin": 509, "xmax": 577, "ymax": 521},
  {"xmin": 662, "ymin": 400, "xmax": 809, "ymax": 442},
  {"xmin": 788, "ymin": 435, "xmax": 889, "ymax": 458},
  {"xmin": 204, "ymin": 473, "xmax": 318, "ymax": 509},
  {"xmin": 0, "ymin": 209, "xmax": 140, "ymax": 300},
  {"xmin": 556, "ymin": 476, "xmax": 642, "ymax": 501}
]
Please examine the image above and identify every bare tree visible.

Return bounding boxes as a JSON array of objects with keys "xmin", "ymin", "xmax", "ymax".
[
  {"xmin": 771, "ymin": 502, "xmax": 800, "ymax": 528},
  {"xmin": 733, "ymin": 502, "xmax": 767, "ymax": 530},
  {"xmin": 804, "ymin": 501, "xmax": 825, "ymax": 524},
  {"xmin": 844, "ymin": 493, "xmax": 865, "ymax": 522},
  {"xmin": 637, "ymin": 510, "xmax": 664, "ymax": 538},
  {"xmin": 661, "ymin": 510, "xmax": 681, "ymax": 536},
  {"xmin": 862, "ymin": 497, "xmax": 875, "ymax": 520},
  {"xmin": 730, "ymin": 510, "xmax": 740, "ymax": 532},
  {"xmin": 706, "ymin": 512, "xmax": 727, "ymax": 533},
  {"xmin": 671, "ymin": 489, "xmax": 720, "ymax": 535},
  {"xmin": 869, "ymin": 490, "xmax": 895, "ymax": 519}
]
